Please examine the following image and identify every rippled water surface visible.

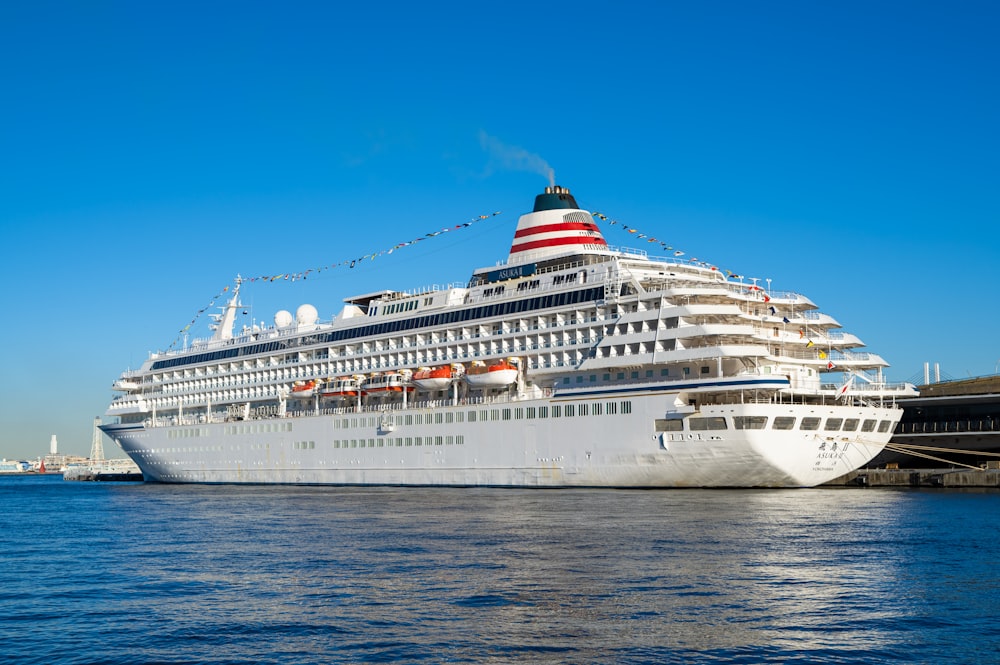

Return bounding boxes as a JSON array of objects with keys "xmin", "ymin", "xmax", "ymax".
[{"xmin": 2, "ymin": 475, "xmax": 999, "ymax": 664}]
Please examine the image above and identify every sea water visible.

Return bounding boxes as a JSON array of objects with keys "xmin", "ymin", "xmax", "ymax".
[{"xmin": 1, "ymin": 474, "xmax": 998, "ymax": 664}]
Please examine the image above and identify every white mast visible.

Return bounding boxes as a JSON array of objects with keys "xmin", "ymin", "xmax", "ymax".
[{"xmin": 210, "ymin": 276, "xmax": 243, "ymax": 341}]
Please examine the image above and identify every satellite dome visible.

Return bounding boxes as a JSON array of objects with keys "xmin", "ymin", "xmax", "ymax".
[
  {"xmin": 274, "ymin": 310, "xmax": 294, "ymax": 328},
  {"xmin": 296, "ymin": 304, "xmax": 319, "ymax": 325}
]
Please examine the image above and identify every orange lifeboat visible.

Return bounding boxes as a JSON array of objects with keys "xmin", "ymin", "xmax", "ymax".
[
  {"xmin": 412, "ymin": 365, "xmax": 453, "ymax": 391},
  {"xmin": 290, "ymin": 380, "xmax": 317, "ymax": 398},
  {"xmin": 465, "ymin": 359, "xmax": 518, "ymax": 387}
]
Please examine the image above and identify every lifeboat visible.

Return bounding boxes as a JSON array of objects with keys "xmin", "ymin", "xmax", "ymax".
[
  {"xmin": 362, "ymin": 372, "xmax": 414, "ymax": 395},
  {"xmin": 465, "ymin": 359, "xmax": 519, "ymax": 387},
  {"xmin": 290, "ymin": 380, "xmax": 317, "ymax": 398},
  {"xmin": 321, "ymin": 377, "xmax": 360, "ymax": 399},
  {"xmin": 412, "ymin": 365, "xmax": 454, "ymax": 391}
]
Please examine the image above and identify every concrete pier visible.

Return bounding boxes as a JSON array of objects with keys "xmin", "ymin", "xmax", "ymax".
[{"xmin": 824, "ymin": 468, "xmax": 1000, "ymax": 488}]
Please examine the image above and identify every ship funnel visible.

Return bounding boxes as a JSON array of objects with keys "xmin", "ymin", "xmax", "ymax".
[{"xmin": 508, "ymin": 185, "xmax": 608, "ymax": 261}]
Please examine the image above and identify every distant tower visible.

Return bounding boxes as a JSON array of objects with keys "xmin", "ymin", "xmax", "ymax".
[
  {"xmin": 49, "ymin": 434, "xmax": 58, "ymax": 455},
  {"xmin": 90, "ymin": 417, "xmax": 105, "ymax": 461}
]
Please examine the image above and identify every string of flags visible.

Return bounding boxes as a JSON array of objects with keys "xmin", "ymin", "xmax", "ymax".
[
  {"xmin": 166, "ymin": 210, "xmax": 504, "ymax": 350},
  {"xmin": 593, "ymin": 211, "xmax": 747, "ymax": 281},
  {"xmin": 241, "ymin": 211, "xmax": 503, "ymax": 284}
]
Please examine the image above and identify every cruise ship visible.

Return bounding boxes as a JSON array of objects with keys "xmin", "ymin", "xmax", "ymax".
[{"xmin": 101, "ymin": 185, "xmax": 917, "ymax": 487}]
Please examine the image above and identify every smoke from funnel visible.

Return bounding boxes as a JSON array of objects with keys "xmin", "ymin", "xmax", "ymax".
[{"xmin": 479, "ymin": 131, "xmax": 555, "ymax": 187}]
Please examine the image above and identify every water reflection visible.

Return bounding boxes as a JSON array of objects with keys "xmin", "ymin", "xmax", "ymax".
[{"xmin": 90, "ymin": 487, "xmax": 990, "ymax": 663}]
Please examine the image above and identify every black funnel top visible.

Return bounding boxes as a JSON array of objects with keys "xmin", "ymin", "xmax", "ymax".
[{"xmin": 533, "ymin": 185, "xmax": 580, "ymax": 212}]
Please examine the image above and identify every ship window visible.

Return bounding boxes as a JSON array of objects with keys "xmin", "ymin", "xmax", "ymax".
[
  {"xmin": 690, "ymin": 417, "xmax": 727, "ymax": 430},
  {"xmin": 502, "ymin": 408, "xmax": 511, "ymax": 421},
  {"xmin": 800, "ymin": 417, "xmax": 821, "ymax": 431},
  {"xmin": 683, "ymin": 367, "xmax": 691, "ymax": 376},
  {"xmin": 457, "ymin": 435, "xmax": 464, "ymax": 445},
  {"xmin": 526, "ymin": 407, "xmax": 536, "ymax": 419},
  {"xmin": 604, "ymin": 373, "xmax": 612, "ymax": 381},
  {"xmin": 877, "ymin": 420, "xmax": 892, "ymax": 433},
  {"xmin": 415, "ymin": 436, "xmax": 423, "ymax": 446},
  {"xmin": 491, "ymin": 409, "xmax": 499, "ymax": 421},
  {"xmin": 563, "ymin": 378, "xmax": 570, "ymax": 384},
  {"xmin": 514, "ymin": 408, "xmax": 524, "ymax": 419},
  {"xmin": 700, "ymin": 366, "xmax": 710, "ymax": 375},
  {"xmin": 646, "ymin": 370, "xmax": 653, "ymax": 378},
  {"xmin": 655, "ymin": 419, "xmax": 683, "ymax": 432},
  {"xmin": 616, "ymin": 373, "xmax": 625, "ymax": 380},
  {"xmin": 456, "ymin": 412, "xmax": 464, "ymax": 423},
  {"xmin": 734, "ymin": 416, "xmax": 768, "ymax": 430},
  {"xmin": 661, "ymin": 369, "xmax": 669, "ymax": 376},
  {"xmin": 405, "ymin": 437, "xmax": 413, "ymax": 446},
  {"xmin": 551, "ymin": 405, "xmax": 561, "ymax": 418},
  {"xmin": 564, "ymin": 404, "xmax": 575, "ymax": 417},
  {"xmin": 843, "ymin": 419, "xmax": 859, "ymax": 432},
  {"xmin": 578, "ymin": 404, "xmax": 589, "ymax": 416},
  {"xmin": 415, "ymin": 414, "xmax": 424, "ymax": 425},
  {"xmin": 772, "ymin": 417, "xmax": 796, "ymax": 430},
  {"xmin": 350, "ymin": 439, "xmax": 358, "ymax": 448},
  {"xmin": 622, "ymin": 401, "xmax": 632, "ymax": 414},
  {"xmin": 446, "ymin": 436, "xmax": 454, "ymax": 445},
  {"xmin": 435, "ymin": 436, "xmax": 444, "ymax": 446},
  {"xmin": 861, "ymin": 419, "xmax": 877, "ymax": 432},
  {"xmin": 824, "ymin": 418, "xmax": 843, "ymax": 431},
  {"xmin": 606, "ymin": 402, "xmax": 617, "ymax": 415},
  {"xmin": 435, "ymin": 413, "xmax": 444, "ymax": 424},
  {"xmin": 592, "ymin": 403, "xmax": 603, "ymax": 415},
  {"xmin": 539, "ymin": 406, "xmax": 548, "ymax": 418}
]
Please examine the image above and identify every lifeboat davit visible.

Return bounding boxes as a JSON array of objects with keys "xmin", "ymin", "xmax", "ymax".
[
  {"xmin": 412, "ymin": 365, "xmax": 453, "ymax": 391},
  {"xmin": 363, "ymin": 372, "xmax": 414, "ymax": 395},
  {"xmin": 290, "ymin": 380, "xmax": 317, "ymax": 398},
  {"xmin": 321, "ymin": 377, "xmax": 360, "ymax": 399},
  {"xmin": 465, "ymin": 359, "xmax": 518, "ymax": 387}
]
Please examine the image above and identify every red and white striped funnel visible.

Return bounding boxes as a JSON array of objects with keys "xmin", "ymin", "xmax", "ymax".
[{"xmin": 508, "ymin": 185, "xmax": 608, "ymax": 261}]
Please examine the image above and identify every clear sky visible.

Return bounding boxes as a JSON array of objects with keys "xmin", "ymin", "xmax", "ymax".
[{"xmin": 1, "ymin": 1, "xmax": 998, "ymax": 460}]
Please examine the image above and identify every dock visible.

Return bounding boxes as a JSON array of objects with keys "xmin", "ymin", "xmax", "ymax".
[
  {"xmin": 825, "ymin": 467, "xmax": 1000, "ymax": 488},
  {"xmin": 63, "ymin": 458, "xmax": 143, "ymax": 482}
]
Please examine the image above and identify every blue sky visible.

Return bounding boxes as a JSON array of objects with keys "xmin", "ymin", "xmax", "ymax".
[{"xmin": 1, "ymin": 1, "xmax": 997, "ymax": 459}]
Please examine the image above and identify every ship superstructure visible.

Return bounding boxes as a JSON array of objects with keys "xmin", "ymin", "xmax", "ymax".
[{"xmin": 102, "ymin": 185, "xmax": 916, "ymax": 487}]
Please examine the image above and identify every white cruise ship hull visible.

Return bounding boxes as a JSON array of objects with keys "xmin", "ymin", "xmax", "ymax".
[{"xmin": 102, "ymin": 390, "xmax": 897, "ymax": 488}]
